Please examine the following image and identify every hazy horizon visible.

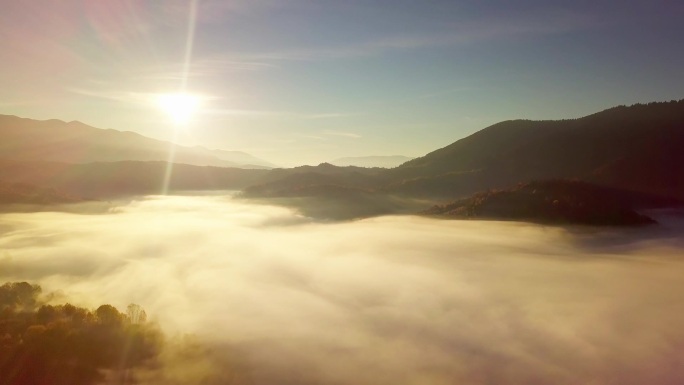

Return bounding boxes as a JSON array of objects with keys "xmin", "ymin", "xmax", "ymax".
[
  {"xmin": 2, "ymin": 195, "xmax": 684, "ymax": 384},
  {"xmin": 2, "ymin": 1, "xmax": 684, "ymax": 165}
]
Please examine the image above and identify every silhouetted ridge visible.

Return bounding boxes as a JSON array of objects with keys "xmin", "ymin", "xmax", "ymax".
[
  {"xmin": 2, "ymin": 100, "xmax": 683, "ymax": 224},
  {"xmin": 0, "ymin": 115, "xmax": 275, "ymax": 168},
  {"xmin": 423, "ymin": 180, "xmax": 665, "ymax": 226},
  {"xmin": 388, "ymin": 99, "xmax": 684, "ymax": 199},
  {"xmin": 0, "ymin": 181, "xmax": 82, "ymax": 205},
  {"xmin": 0, "ymin": 160, "xmax": 270, "ymax": 198}
]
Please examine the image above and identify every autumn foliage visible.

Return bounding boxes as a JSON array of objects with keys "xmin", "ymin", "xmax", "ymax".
[{"xmin": 0, "ymin": 282, "xmax": 162, "ymax": 385}]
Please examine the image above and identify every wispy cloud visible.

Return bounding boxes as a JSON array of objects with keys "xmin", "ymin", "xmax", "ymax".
[
  {"xmin": 289, "ymin": 130, "xmax": 362, "ymax": 142},
  {"xmin": 323, "ymin": 130, "xmax": 362, "ymax": 139},
  {"xmin": 193, "ymin": 0, "xmax": 297, "ymax": 22},
  {"xmin": 67, "ymin": 87, "xmax": 218, "ymax": 111},
  {"xmin": 227, "ymin": 10, "xmax": 597, "ymax": 63},
  {"xmin": 305, "ymin": 113, "xmax": 357, "ymax": 120},
  {"xmin": 67, "ymin": 87, "xmax": 151, "ymax": 103},
  {"xmin": 417, "ymin": 87, "xmax": 473, "ymax": 100},
  {"xmin": 295, "ymin": 133, "xmax": 326, "ymax": 141},
  {"xmin": 65, "ymin": 86, "xmax": 356, "ymax": 122},
  {"xmin": 0, "ymin": 101, "xmax": 35, "ymax": 108},
  {"xmin": 205, "ymin": 109, "xmax": 355, "ymax": 120},
  {"xmin": 120, "ymin": 57, "xmax": 278, "ymax": 85}
]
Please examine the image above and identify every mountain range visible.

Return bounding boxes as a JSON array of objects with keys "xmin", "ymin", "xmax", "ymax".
[
  {"xmin": 243, "ymin": 100, "xmax": 684, "ymax": 202},
  {"xmin": 0, "ymin": 115, "xmax": 275, "ymax": 169},
  {"xmin": 0, "ymin": 100, "xmax": 682, "ymax": 223}
]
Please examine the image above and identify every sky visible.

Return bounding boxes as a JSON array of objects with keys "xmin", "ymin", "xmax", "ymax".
[{"xmin": 1, "ymin": 1, "xmax": 683, "ymax": 166}]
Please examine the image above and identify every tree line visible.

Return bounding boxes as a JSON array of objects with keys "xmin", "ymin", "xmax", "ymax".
[{"xmin": 1, "ymin": 282, "xmax": 162, "ymax": 385}]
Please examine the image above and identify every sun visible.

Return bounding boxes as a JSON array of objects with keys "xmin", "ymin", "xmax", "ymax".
[{"xmin": 156, "ymin": 93, "xmax": 201, "ymax": 124}]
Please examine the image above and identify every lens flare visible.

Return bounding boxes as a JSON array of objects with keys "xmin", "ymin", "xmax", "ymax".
[{"xmin": 156, "ymin": 93, "xmax": 200, "ymax": 124}]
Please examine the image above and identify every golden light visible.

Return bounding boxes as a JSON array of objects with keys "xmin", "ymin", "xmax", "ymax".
[{"xmin": 156, "ymin": 93, "xmax": 201, "ymax": 124}]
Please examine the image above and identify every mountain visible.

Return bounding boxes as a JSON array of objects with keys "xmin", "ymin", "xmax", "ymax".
[
  {"xmin": 239, "ymin": 100, "xmax": 684, "ymax": 221},
  {"xmin": 330, "ymin": 155, "xmax": 414, "ymax": 168},
  {"xmin": 207, "ymin": 148, "xmax": 276, "ymax": 168},
  {"xmin": 2, "ymin": 100, "xmax": 682, "ymax": 222},
  {"xmin": 0, "ymin": 160, "xmax": 270, "ymax": 198},
  {"xmin": 242, "ymin": 163, "xmax": 386, "ymax": 197},
  {"xmin": 386, "ymin": 100, "xmax": 684, "ymax": 199},
  {"xmin": 0, "ymin": 181, "xmax": 82, "ymax": 205},
  {"xmin": 0, "ymin": 115, "xmax": 275, "ymax": 169},
  {"xmin": 422, "ymin": 180, "xmax": 676, "ymax": 226}
]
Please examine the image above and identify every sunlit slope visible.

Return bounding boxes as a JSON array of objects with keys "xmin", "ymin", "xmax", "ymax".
[
  {"xmin": 0, "ymin": 161, "xmax": 269, "ymax": 198},
  {"xmin": 0, "ymin": 115, "xmax": 274, "ymax": 169}
]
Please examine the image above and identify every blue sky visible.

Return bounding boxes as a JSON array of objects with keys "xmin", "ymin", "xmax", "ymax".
[{"xmin": 1, "ymin": 0, "xmax": 683, "ymax": 166}]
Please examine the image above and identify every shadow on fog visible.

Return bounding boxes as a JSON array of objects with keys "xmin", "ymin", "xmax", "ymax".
[
  {"xmin": 1, "ymin": 195, "xmax": 684, "ymax": 385},
  {"xmin": 562, "ymin": 209, "xmax": 684, "ymax": 253}
]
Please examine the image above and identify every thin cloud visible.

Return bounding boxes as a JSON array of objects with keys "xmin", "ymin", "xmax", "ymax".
[
  {"xmin": 305, "ymin": 113, "xmax": 356, "ymax": 120},
  {"xmin": 228, "ymin": 10, "xmax": 597, "ymax": 63},
  {"xmin": 67, "ymin": 87, "xmax": 150, "ymax": 103},
  {"xmin": 417, "ymin": 87, "xmax": 473, "ymax": 100},
  {"xmin": 323, "ymin": 130, "xmax": 362, "ymax": 139},
  {"xmin": 205, "ymin": 109, "xmax": 356, "ymax": 120},
  {"xmin": 295, "ymin": 133, "xmax": 326, "ymax": 141},
  {"xmin": 123, "ymin": 58, "xmax": 277, "ymax": 84}
]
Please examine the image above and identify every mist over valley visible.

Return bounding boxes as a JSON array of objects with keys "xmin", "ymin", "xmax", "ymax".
[{"xmin": 2, "ymin": 195, "xmax": 684, "ymax": 384}]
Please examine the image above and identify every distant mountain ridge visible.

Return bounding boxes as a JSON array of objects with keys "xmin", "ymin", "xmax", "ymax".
[
  {"xmin": 0, "ymin": 100, "xmax": 683, "ymax": 222},
  {"xmin": 330, "ymin": 155, "xmax": 414, "ymax": 168},
  {"xmin": 0, "ymin": 160, "xmax": 270, "ymax": 198},
  {"xmin": 233, "ymin": 99, "xmax": 684, "ymax": 220},
  {"xmin": 0, "ymin": 115, "xmax": 275, "ymax": 169},
  {"xmin": 0, "ymin": 181, "xmax": 82, "ymax": 205},
  {"xmin": 241, "ymin": 100, "xmax": 684, "ymax": 201}
]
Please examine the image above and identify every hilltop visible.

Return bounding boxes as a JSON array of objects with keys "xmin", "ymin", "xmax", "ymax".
[{"xmin": 422, "ymin": 180, "xmax": 674, "ymax": 226}]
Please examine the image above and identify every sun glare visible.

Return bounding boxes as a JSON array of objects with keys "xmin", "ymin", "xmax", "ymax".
[{"xmin": 156, "ymin": 93, "xmax": 201, "ymax": 124}]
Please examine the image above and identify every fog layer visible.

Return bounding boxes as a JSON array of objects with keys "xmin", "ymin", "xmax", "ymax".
[{"xmin": 1, "ymin": 195, "xmax": 684, "ymax": 385}]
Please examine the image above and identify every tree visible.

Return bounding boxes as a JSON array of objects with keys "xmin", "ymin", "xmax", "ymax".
[{"xmin": 127, "ymin": 303, "xmax": 147, "ymax": 324}]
